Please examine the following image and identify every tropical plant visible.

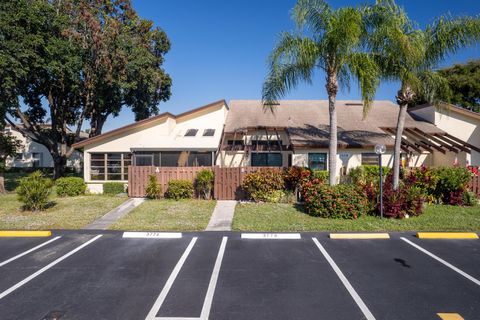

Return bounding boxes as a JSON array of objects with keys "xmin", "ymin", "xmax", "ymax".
[
  {"xmin": 16, "ymin": 171, "xmax": 53, "ymax": 211},
  {"xmin": 366, "ymin": 0, "xmax": 480, "ymax": 189},
  {"xmin": 103, "ymin": 182, "xmax": 125, "ymax": 195},
  {"xmin": 166, "ymin": 180, "xmax": 194, "ymax": 200},
  {"xmin": 195, "ymin": 169, "xmax": 214, "ymax": 200},
  {"xmin": 55, "ymin": 177, "xmax": 86, "ymax": 197},
  {"xmin": 262, "ymin": 0, "xmax": 380, "ymax": 186},
  {"xmin": 145, "ymin": 174, "xmax": 162, "ymax": 199}
]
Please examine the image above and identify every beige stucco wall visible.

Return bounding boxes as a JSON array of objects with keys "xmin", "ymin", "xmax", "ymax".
[
  {"xmin": 4, "ymin": 127, "xmax": 82, "ymax": 170},
  {"xmin": 410, "ymin": 106, "xmax": 480, "ymax": 166}
]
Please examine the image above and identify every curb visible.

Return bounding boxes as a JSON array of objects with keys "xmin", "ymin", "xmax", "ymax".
[
  {"xmin": 0, "ymin": 231, "xmax": 52, "ymax": 237},
  {"xmin": 417, "ymin": 232, "xmax": 478, "ymax": 239},
  {"xmin": 329, "ymin": 233, "xmax": 390, "ymax": 239}
]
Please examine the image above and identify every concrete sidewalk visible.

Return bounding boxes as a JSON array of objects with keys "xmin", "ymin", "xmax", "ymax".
[
  {"xmin": 206, "ymin": 200, "xmax": 237, "ymax": 231},
  {"xmin": 84, "ymin": 197, "xmax": 145, "ymax": 230}
]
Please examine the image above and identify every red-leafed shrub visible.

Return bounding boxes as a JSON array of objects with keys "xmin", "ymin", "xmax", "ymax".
[
  {"xmin": 380, "ymin": 174, "xmax": 425, "ymax": 218},
  {"xmin": 302, "ymin": 183, "xmax": 368, "ymax": 219}
]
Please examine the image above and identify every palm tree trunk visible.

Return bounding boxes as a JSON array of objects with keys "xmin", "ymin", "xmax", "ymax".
[
  {"xmin": 392, "ymin": 103, "xmax": 407, "ymax": 190},
  {"xmin": 326, "ymin": 72, "xmax": 339, "ymax": 186},
  {"xmin": 393, "ymin": 86, "xmax": 414, "ymax": 190}
]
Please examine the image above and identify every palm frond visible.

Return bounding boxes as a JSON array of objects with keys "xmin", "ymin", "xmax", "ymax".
[{"xmin": 292, "ymin": 0, "xmax": 331, "ymax": 33}]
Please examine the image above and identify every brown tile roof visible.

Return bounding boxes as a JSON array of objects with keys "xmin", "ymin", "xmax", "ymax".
[
  {"xmin": 72, "ymin": 99, "xmax": 227, "ymax": 149},
  {"xmin": 226, "ymin": 100, "xmax": 444, "ymax": 148}
]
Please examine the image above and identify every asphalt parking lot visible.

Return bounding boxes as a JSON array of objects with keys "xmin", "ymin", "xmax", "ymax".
[{"xmin": 0, "ymin": 231, "xmax": 478, "ymax": 320}]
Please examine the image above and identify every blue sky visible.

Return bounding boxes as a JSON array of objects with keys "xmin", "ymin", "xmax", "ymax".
[{"xmin": 105, "ymin": 0, "xmax": 480, "ymax": 131}]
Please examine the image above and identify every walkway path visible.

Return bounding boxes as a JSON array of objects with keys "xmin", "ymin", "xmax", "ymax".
[
  {"xmin": 206, "ymin": 200, "xmax": 237, "ymax": 231},
  {"xmin": 84, "ymin": 197, "xmax": 145, "ymax": 230}
]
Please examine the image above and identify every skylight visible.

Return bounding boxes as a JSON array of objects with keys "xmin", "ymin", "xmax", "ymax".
[
  {"xmin": 203, "ymin": 129, "xmax": 215, "ymax": 136},
  {"xmin": 184, "ymin": 129, "xmax": 198, "ymax": 137}
]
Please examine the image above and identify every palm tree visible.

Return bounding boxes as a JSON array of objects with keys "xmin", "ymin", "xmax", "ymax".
[
  {"xmin": 262, "ymin": 0, "xmax": 379, "ymax": 186},
  {"xmin": 367, "ymin": 0, "xmax": 480, "ymax": 189}
]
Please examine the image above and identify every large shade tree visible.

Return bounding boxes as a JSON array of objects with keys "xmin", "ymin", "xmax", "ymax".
[
  {"xmin": 366, "ymin": 0, "xmax": 480, "ymax": 189},
  {"xmin": 439, "ymin": 60, "xmax": 480, "ymax": 113},
  {"xmin": 0, "ymin": 0, "xmax": 171, "ymax": 178},
  {"xmin": 262, "ymin": 0, "xmax": 379, "ymax": 185}
]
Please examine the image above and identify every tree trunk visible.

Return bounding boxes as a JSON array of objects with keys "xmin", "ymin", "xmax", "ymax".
[
  {"xmin": 52, "ymin": 154, "xmax": 67, "ymax": 179},
  {"xmin": 393, "ymin": 86, "xmax": 414, "ymax": 190},
  {"xmin": 392, "ymin": 103, "xmax": 407, "ymax": 190},
  {"xmin": 326, "ymin": 72, "xmax": 339, "ymax": 186},
  {"xmin": 89, "ymin": 113, "xmax": 108, "ymax": 137},
  {"xmin": 0, "ymin": 171, "xmax": 5, "ymax": 194}
]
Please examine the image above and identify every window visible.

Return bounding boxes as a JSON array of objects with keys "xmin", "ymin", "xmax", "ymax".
[
  {"xmin": 203, "ymin": 129, "xmax": 215, "ymax": 136},
  {"xmin": 90, "ymin": 153, "xmax": 131, "ymax": 181},
  {"xmin": 160, "ymin": 151, "xmax": 212, "ymax": 167},
  {"xmin": 361, "ymin": 153, "xmax": 378, "ymax": 165},
  {"xmin": 184, "ymin": 129, "xmax": 198, "ymax": 137},
  {"xmin": 134, "ymin": 154, "xmax": 153, "ymax": 166},
  {"xmin": 32, "ymin": 153, "xmax": 43, "ymax": 168},
  {"xmin": 227, "ymin": 140, "xmax": 245, "ymax": 150},
  {"xmin": 308, "ymin": 153, "xmax": 327, "ymax": 170},
  {"xmin": 251, "ymin": 153, "xmax": 282, "ymax": 167}
]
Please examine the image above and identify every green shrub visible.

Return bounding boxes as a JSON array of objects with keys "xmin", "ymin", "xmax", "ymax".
[
  {"xmin": 195, "ymin": 169, "xmax": 214, "ymax": 199},
  {"xmin": 462, "ymin": 191, "xmax": 478, "ymax": 207},
  {"xmin": 242, "ymin": 169, "xmax": 284, "ymax": 202},
  {"xmin": 302, "ymin": 183, "xmax": 368, "ymax": 219},
  {"xmin": 404, "ymin": 166, "xmax": 439, "ymax": 204},
  {"xmin": 311, "ymin": 170, "xmax": 329, "ymax": 182},
  {"xmin": 103, "ymin": 182, "xmax": 125, "ymax": 195},
  {"xmin": 16, "ymin": 171, "xmax": 53, "ymax": 211},
  {"xmin": 434, "ymin": 167, "xmax": 472, "ymax": 204},
  {"xmin": 55, "ymin": 177, "xmax": 86, "ymax": 197},
  {"xmin": 145, "ymin": 175, "xmax": 162, "ymax": 199},
  {"xmin": 166, "ymin": 180, "xmax": 194, "ymax": 200},
  {"xmin": 348, "ymin": 165, "xmax": 391, "ymax": 186}
]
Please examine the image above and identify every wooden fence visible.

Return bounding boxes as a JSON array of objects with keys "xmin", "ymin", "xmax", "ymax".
[
  {"xmin": 128, "ymin": 166, "xmax": 205, "ymax": 197},
  {"xmin": 128, "ymin": 165, "xmax": 281, "ymax": 199},
  {"xmin": 468, "ymin": 175, "xmax": 480, "ymax": 196}
]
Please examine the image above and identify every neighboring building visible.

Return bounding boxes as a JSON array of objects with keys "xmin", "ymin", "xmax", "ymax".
[
  {"xmin": 410, "ymin": 103, "xmax": 480, "ymax": 166},
  {"xmin": 4, "ymin": 125, "xmax": 84, "ymax": 171},
  {"xmin": 72, "ymin": 100, "xmax": 228, "ymax": 193}
]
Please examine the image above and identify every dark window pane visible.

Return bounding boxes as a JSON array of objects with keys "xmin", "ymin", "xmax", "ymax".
[
  {"xmin": 91, "ymin": 154, "xmax": 105, "ymax": 160},
  {"xmin": 91, "ymin": 174, "xmax": 105, "ymax": 180},
  {"xmin": 361, "ymin": 153, "xmax": 378, "ymax": 165},
  {"xmin": 251, "ymin": 153, "xmax": 267, "ymax": 166},
  {"xmin": 184, "ymin": 129, "xmax": 198, "ymax": 137},
  {"xmin": 107, "ymin": 174, "xmax": 122, "ymax": 180},
  {"xmin": 308, "ymin": 153, "xmax": 327, "ymax": 170},
  {"xmin": 203, "ymin": 129, "xmax": 215, "ymax": 136},
  {"xmin": 267, "ymin": 153, "xmax": 282, "ymax": 166}
]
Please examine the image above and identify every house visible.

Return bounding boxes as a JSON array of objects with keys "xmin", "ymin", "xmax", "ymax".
[
  {"xmin": 72, "ymin": 100, "xmax": 228, "ymax": 193},
  {"xmin": 218, "ymin": 100, "xmax": 480, "ymax": 177},
  {"xmin": 4, "ymin": 125, "xmax": 84, "ymax": 171},
  {"xmin": 410, "ymin": 102, "xmax": 480, "ymax": 166},
  {"xmin": 73, "ymin": 98, "xmax": 478, "ymax": 193}
]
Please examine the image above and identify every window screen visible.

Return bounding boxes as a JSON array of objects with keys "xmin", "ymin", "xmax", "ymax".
[
  {"xmin": 308, "ymin": 153, "xmax": 327, "ymax": 170},
  {"xmin": 134, "ymin": 154, "xmax": 153, "ymax": 166},
  {"xmin": 90, "ymin": 153, "xmax": 131, "ymax": 181}
]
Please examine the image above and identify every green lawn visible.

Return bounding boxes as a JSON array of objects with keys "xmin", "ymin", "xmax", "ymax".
[
  {"xmin": 0, "ymin": 193, "xmax": 126, "ymax": 230},
  {"xmin": 110, "ymin": 199, "xmax": 216, "ymax": 231},
  {"xmin": 233, "ymin": 202, "xmax": 480, "ymax": 232}
]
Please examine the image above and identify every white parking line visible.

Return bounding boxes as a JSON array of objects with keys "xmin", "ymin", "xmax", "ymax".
[
  {"xmin": 123, "ymin": 232, "xmax": 182, "ymax": 239},
  {"xmin": 200, "ymin": 236, "xmax": 228, "ymax": 319},
  {"xmin": 145, "ymin": 237, "xmax": 198, "ymax": 320},
  {"xmin": 147, "ymin": 237, "xmax": 228, "ymax": 320},
  {"xmin": 0, "ymin": 236, "xmax": 62, "ymax": 268},
  {"xmin": 241, "ymin": 233, "xmax": 301, "ymax": 239},
  {"xmin": 0, "ymin": 235, "xmax": 102, "ymax": 300},
  {"xmin": 400, "ymin": 237, "xmax": 480, "ymax": 286},
  {"xmin": 312, "ymin": 237, "xmax": 376, "ymax": 320}
]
